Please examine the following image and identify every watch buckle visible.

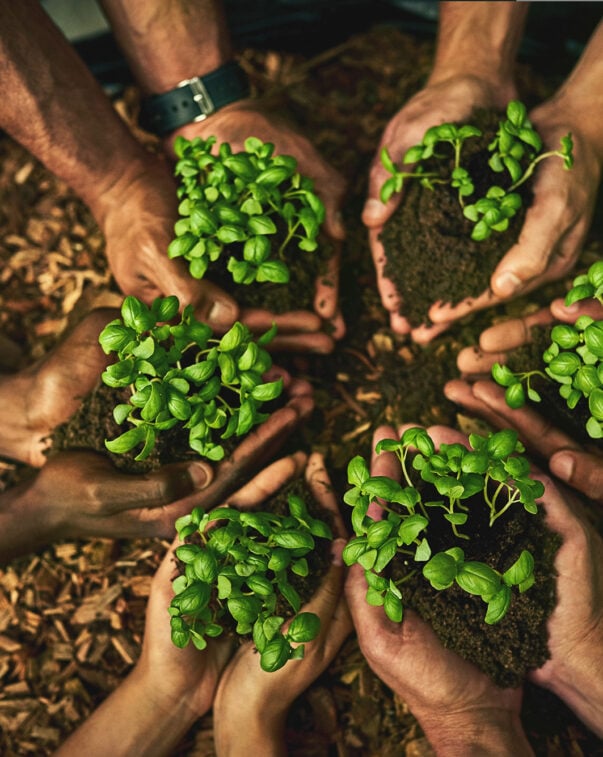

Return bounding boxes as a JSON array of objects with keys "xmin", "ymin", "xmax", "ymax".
[{"xmin": 180, "ymin": 76, "xmax": 215, "ymax": 122}]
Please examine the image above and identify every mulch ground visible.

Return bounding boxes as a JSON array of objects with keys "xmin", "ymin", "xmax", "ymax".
[{"xmin": 1, "ymin": 24, "xmax": 602, "ymax": 756}]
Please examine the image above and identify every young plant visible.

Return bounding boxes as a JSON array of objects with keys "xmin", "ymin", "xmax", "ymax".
[
  {"xmin": 169, "ymin": 492, "xmax": 333, "ymax": 672},
  {"xmin": 98, "ymin": 294, "xmax": 283, "ymax": 461},
  {"xmin": 492, "ymin": 259, "xmax": 603, "ymax": 439},
  {"xmin": 343, "ymin": 427, "xmax": 543, "ymax": 625},
  {"xmin": 168, "ymin": 135, "xmax": 325, "ymax": 286},
  {"xmin": 380, "ymin": 100, "xmax": 573, "ymax": 241}
]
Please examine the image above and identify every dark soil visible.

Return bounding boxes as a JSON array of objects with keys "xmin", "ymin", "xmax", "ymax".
[
  {"xmin": 390, "ymin": 484, "xmax": 560, "ymax": 689},
  {"xmin": 380, "ymin": 109, "xmax": 531, "ymax": 328}
]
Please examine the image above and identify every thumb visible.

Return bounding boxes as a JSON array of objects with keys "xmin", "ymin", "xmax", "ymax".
[
  {"xmin": 549, "ymin": 450, "xmax": 603, "ymax": 503},
  {"xmin": 363, "ymin": 148, "xmax": 402, "ymax": 228}
]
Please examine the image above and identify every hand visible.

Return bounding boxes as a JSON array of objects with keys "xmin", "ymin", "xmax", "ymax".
[
  {"xmin": 167, "ymin": 100, "xmax": 347, "ymax": 350},
  {"xmin": 445, "ymin": 379, "xmax": 603, "ymax": 504},
  {"xmin": 55, "ymin": 539, "xmax": 233, "ymax": 756},
  {"xmin": 363, "ymin": 75, "xmax": 517, "ymax": 342},
  {"xmin": 528, "ymin": 476, "xmax": 603, "ymax": 737},
  {"xmin": 345, "ymin": 425, "xmax": 532, "ymax": 756},
  {"xmin": 0, "ymin": 328, "xmax": 314, "ymax": 559},
  {"xmin": 94, "ymin": 158, "xmax": 240, "ymax": 332},
  {"xmin": 212, "ymin": 452, "xmax": 352, "ymax": 756}
]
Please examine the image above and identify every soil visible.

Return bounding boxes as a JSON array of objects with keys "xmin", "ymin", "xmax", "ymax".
[
  {"xmin": 379, "ymin": 109, "xmax": 531, "ymax": 328},
  {"xmin": 1, "ymin": 23, "xmax": 602, "ymax": 757}
]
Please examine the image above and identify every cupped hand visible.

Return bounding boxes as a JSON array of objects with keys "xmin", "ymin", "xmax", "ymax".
[
  {"xmin": 427, "ymin": 106, "xmax": 602, "ymax": 337},
  {"xmin": 445, "ymin": 379, "xmax": 603, "ymax": 504},
  {"xmin": 362, "ymin": 75, "xmax": 516, "ymax": 340},
  {"xmin": 212, "ymin": 452, "xmax": 351, "ymax": 756},
  {"xmin": 527, "ymin": 476, "xmax": 603, "ymax": 737},
  {"xmin": 166, "ymin": 100, "xmax": 347, "ymax": 348},
  {"xmin": 345, "ymin": 425, "xmax": 530, "ymax": 754},
  {"xmin": 93, "ymin": 158, "xmax": 240, "ymax": 332}
]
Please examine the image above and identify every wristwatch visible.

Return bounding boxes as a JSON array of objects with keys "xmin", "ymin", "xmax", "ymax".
[{"xmin": 139, "ymin": 61, "xmax": 250, "ymax": 137}]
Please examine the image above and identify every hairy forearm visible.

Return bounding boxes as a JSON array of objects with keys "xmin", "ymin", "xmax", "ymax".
[
  {"xmin": 429, "ymin": 1, "xmax": 528, "ymax": 91},
  {"xmin": 0, "ymin": 1, "xmax": 151, "ymax": 213},
  {"xmin": 99, "ymin": 0, "xmax": 233, "ymax": 92}
]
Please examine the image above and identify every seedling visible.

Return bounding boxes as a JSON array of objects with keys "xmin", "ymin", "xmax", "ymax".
[
  {"xmin": 492, "ymin": 260, "xmax": 603, "ymax": 439},
  {"xmin": 169, "ymin": 491, "xmax": 333, "ymax": 672},
  {"xmin": 168, "ymin": 135, "xmax": 325, "ymax": 286},
  {"xmin": 343, "ymin": 427, "xmax": 543, "ymax": 625},
  {"xmin": 98, "ymin": 294, "xmax": 283, "ymax": 461},
  {"xmin": 380, "ymin": 100, "xmax": 573, "ymax": 241}
]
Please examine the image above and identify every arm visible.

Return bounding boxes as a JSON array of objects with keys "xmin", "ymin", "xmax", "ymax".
[
  {"xmin": 0, "ymin": 1, "xmax": 237, "ymax": 327},
  {"xmin": 100, "ymin": 0, "xmax": 346, "ymax": 346},
  {"xmin": 364, "ymin": 1, "xmax": 527, "ymax": 339}
]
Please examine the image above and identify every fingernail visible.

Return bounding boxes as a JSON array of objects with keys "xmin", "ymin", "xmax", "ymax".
[
  {"xmin": 363, "ymin": 198, "xmax": 384, "ymax": 221},
  {"xmin": 494, "ymin": 271, "xmax": 522, "ymax": 298},
  {"xmin": 331, "ymin": 537, "xmax": 346, "ymax": 566},
  {"xmin": 208, "ymin": 299, "xmax": 237, "ymax": 328},
  {"xmin": 188, "ymin": 461, "xmax": 212, "ymax": 489},
  {"xmin": 550, "ymin": 452, "xmax": 575, "ymax": 483},
  {"xmin": 562, "ymin": 302, "xmax": 579, "ymax": 314}
]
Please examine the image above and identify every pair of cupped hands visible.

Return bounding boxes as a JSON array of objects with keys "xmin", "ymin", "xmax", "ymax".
[{"xmin": 97, "ymin": 72, "xmax": 602, "ymax": 353}]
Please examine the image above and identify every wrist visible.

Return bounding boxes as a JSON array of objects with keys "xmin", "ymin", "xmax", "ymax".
[
  {"xmin": 214, "ymin": 706, "xmax": 286, "ymax": 757},
  {"xmin": 415, "ymin": 707, "xmax": 533, "ymax": 757}
]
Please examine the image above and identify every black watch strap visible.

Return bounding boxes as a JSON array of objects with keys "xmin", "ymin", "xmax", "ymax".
[{"xmin": 139, "ymin": 61, "xmax": 250, "ymax": 137}]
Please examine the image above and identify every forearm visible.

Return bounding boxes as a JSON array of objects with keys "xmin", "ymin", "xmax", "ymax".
[
  {"xmin": 417, "ymin": 709, "xmax": 534, "ymax": 757},
  {"xmin": 55, "ymin": 665, "xmax": 199, "ymax": 756},
  {"xmin": 537, "ymin": 21, "xmax": 603, "ymax": 152},
  {"xmin": 214, "ymin": 710, "xmax": 286, "ymax": 757},
  {"xmin": 99, "ymin": 0, "xmax": 233, "ymax": 92},
  {"xmin": 0, "ymin": 1, "xmax": 152, "ymax": 215},
  {"xmin": 429, "ymin": 1, "xmax": 528, "ymax": 94},
  {"xmin": 0, "ymin": 481, "xmax": 55, "ymax": 564}
]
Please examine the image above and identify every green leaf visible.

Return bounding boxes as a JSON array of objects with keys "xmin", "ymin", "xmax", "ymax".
[
  {"xmin": 422, "ymin": 552, "xmax": 457, "ymax": 590},
  {"xmin": 193, "ymin": 551, "xmax": 219, "ymax": 583},
  {"xmin": 551, "ymin": 324, "xmax": 580, "ymax": 350},
  {"xmin": 287, "ymin": 612, "xmax": 321, "ymax": 643},
  {"xmin": 279, "ymin": 582, "xmax": 301, "ymax": 613},
  {"xmin": 366, "ymin": 520, "xmax": 393, "ymax": 548},
  {"xmin": 243, "ymin": 235, "xmax": 270, "ymax": 264},
  {"xmin": 383, "ymin": 590, "xmax": 403, "ymax": 623},
  {"xmin": 397, "ymin": 514, "xmax": 428, "ymax": 545},
  {"xmin": 342, "ymin": 537, "xmax": 369, "ymax": 566},
  {"xmin": 487, "ymin": 429, "xmax": 519, "ymax": 459},
  {"xmin": 216, "ymin": 225, "xmax": 247, "ymax": 244},
  {"xmin": 401, "ymin": 427, "xmax": 435, "ymax": 456},
  {"xmin": 456, "ymin": 562, "xmax": 501, "ymax": 599},
  {"xmin": 121, "ymin": 295, "xmax": 155, "ymax": 333},
  {"xmin": 414, "ymin": 538, "xmax": 431, "ymax": 562},
  {"xmin": 248, "ymin": 215, "xmax": 277, "ymax": 235},
  {"xmin": 173, "ymin": 583, "xmax": 210, "ymax": 614},
  {"xmin": 105, "ymin": 425, "xmax": 148, "ymax": 455},
  {"xmin": 584, "ymin": 322, "xmax": 603, "ymax": 358},
  {"xmin": 374, "ymin": 538, "xmax": 398, "ymax": 573},
  {"xmin": 505, "ymin": 382, "xmax": 526, "ymax": 409},
  {"xmin": 256, "ymin": 260, "xmax": 290, "ymax": 283},
  {"xmin": 363, "ymin": 476, "xmax": 404, "ymax": 502},
  {"xmin": 484, "ymin": 585, "xmax": 512, "ymax": 625},
  {"xmin": 260, "ymin": 635, "xmax": 291, "ymax": 672},
  {"xmin": 503, "ymin": 550, "xmax": 534, "ymax": 587},
  {"xmin": 227, "ymin": 595, "xmax": 261, "ymax": 624},
  {"xmin": 492, "ymin": 363, "xmax": 517, "ymax": 388},
  {"xmin": 547, "ymin": 352, "xmax": 581, "ymax": 377},
  {"xmin": 347, "ymin": 456, "xmax": 370, "ymax": 487},
  {"xmin": 589, "ymin": 388, "xmax": 603, "ymax": 421},
  {"xmin": 170, "ymin": 617, "xmax": 190, "ymax": 648},
  {"xmin": 256, "ymin": 166, "xmax": 292, "ymax": 187},
  {"xmin": 251, "ymin": 378, "xmax": 284, "ymax": 402},
  {"xmin": 272, "ymin": 531, "xmax": 314, "ymax": 551}
]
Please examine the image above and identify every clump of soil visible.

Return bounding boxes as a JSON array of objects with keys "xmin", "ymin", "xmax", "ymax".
[
  {"xmin": 389, "ymin": 480, "xmax": 560, "ymax": 689},
  {"xmin": 206, "ymin": 233, "xmax": 334, "ymax": 314},
  {"xmin": 379, "ymin": 109, "xmax": 531, "ymax": 328}
]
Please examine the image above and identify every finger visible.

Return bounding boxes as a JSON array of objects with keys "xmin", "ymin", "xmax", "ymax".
[
  {"xmin": 423, "ymin": 424, "xmax": 469, "ymax": 449},
  {"xmin": 187, "ymin": 279, "xmax": 240, "ymax": 333},
  {"xmin": 549, "ymin": 450, "xmax": 603, "ymax": 503},
  {"xmin": 167, "ymin": 400, "xmax": 309, "ymax": 513},
  {"xmin": 457, "ymin": 345, "xmax": 505, "ymax": 376},
  {"xmin": 550, "ymin": 297, "xmax": 603, "ymax": 323},
  {"xmin": 240, "ymin": 308, "xmax": 322, "ymax": 334},
  {"xmin": 369, "ymin": 425, "xmax": 401, "ymax": 519},
  {"xmin": 427, "ymin": 288, "xmax": 498, "ymax": 324},
  {"xmin": 267, "ymin": 332, "xmax": 335, "ymax": 354},
  {"xmin": 306, "ymin": 453, "xmax": 347, "ymax": 539},
  {"xmin": 369, "ymin": 228, "xmax": 403, "ymax": 315},
  {"xmin": 226, "ymin": 451, "xmax": 307, "ymax": 508},
  {"xmin": 345, "ymin": 562, "xmax": 395, "ymax": 640},
  {"xmin": 479, "ymin": 308, "xmax": 552, "ymax": 353},
  {"xmin": 410, "ymin": 319, "xmax": 452, "ymax": 344},
  {"xmin": 314, "ymin": 241, "xmax": 341, "ymax": 321},
  {"xmin": 390, "ymin": 310, "xmax": 412, "ymax": 336},
  {"xmin": 363, "ymin": 151, "xmax": 402, "ymax": 229}
]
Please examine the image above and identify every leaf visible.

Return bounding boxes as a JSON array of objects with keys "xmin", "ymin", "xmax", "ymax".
[
  {"xmin": 374, "ymin": 537, "xmax": 398, "ymax": 573},
  {"xmin": 347, "ymin": 455, "xmax": 370, "ymax": 487},
  {"xmin": 397, "ymin": 514, "xmax": 428, "ymax": 545},
  {"xmin": 287, "ymin": 612, "xmax": 321, "ymax": 643},
  {"xmin": 256, "ymin": 260, "xmax": 290, "ymax": 283},
  {"xmin": 484, "ymin": 585, "xmax": 512, "ymax": 624},
  {"xmin": 248, "ymin": 215, "xmax": 277, "ymax": 235},
  {"xmin": 227, "ymin": 595, "xmax": 261, "ymax": 624},
  {"xmin": 260, "ymin": 635, "xmax": 291, "ymax": 672},
  {"xmin": 342, "ymin": 537, "xmax": 369, "ymax": 566},
  {"xmin": 251, "ymin": 378, "xmax": 284, "ymax": 402},
  {"xmin": 414, "ymin": 538, "xmax": 431, "ymax": 562},
  {"xmin": 456, "ymin": 562, "xmax": 502, "ymax": 599},
  {"xmin": 105, "ymin": 425, "xmax": 148, "ymax": 455},
  {"xmin": 422, "ymin": 552, "xmax": 457, "ymax": 590},
  {"xmin": 505, "ymin": 382, "xmax": 526, "ymax": 409},
  {"xmin": 503, "ymin": 550, "xmax": 535, "ymax": 587},
  {"xmin": 487, "ymin": 429, "xmax": 519, "ymax": 459},
  {"xmin": 383, "ymin": 590, "xmax": 403, "ymax": 623},
  {"xmin": 491, "ymin": 363, "xmax": 517, "ymax": 388},
  {"xmin": 243, "ymin": 235, "xmax": 270, "ymax": 264}
]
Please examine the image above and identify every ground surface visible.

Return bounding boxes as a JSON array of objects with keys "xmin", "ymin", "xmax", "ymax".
[{"xmin": 0, "ymin": 24, "xmax": 602, "ymax": 756}]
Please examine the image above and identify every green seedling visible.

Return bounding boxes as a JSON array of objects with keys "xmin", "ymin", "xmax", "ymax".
[
  {"xmin": 343, "ymin": 427, "xmax": 542, "ymax": 625},
  {"xmin": 168, "ymin": 135, "xmax": 325, "ymax": 286},
  {"xmin": 493, "ymin": 260, "xmax": 603, "ymax": 439},
  {"xmin": 98, "ymin": 294, "xmax": 283, "ymax": 461},
  {"xmin": 169, "ymin": 493, "xmax": 333, "ymax": 672},
  {"xmin": 380, "ymin": 100, "xmax": 573, "ymax": 241}
]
